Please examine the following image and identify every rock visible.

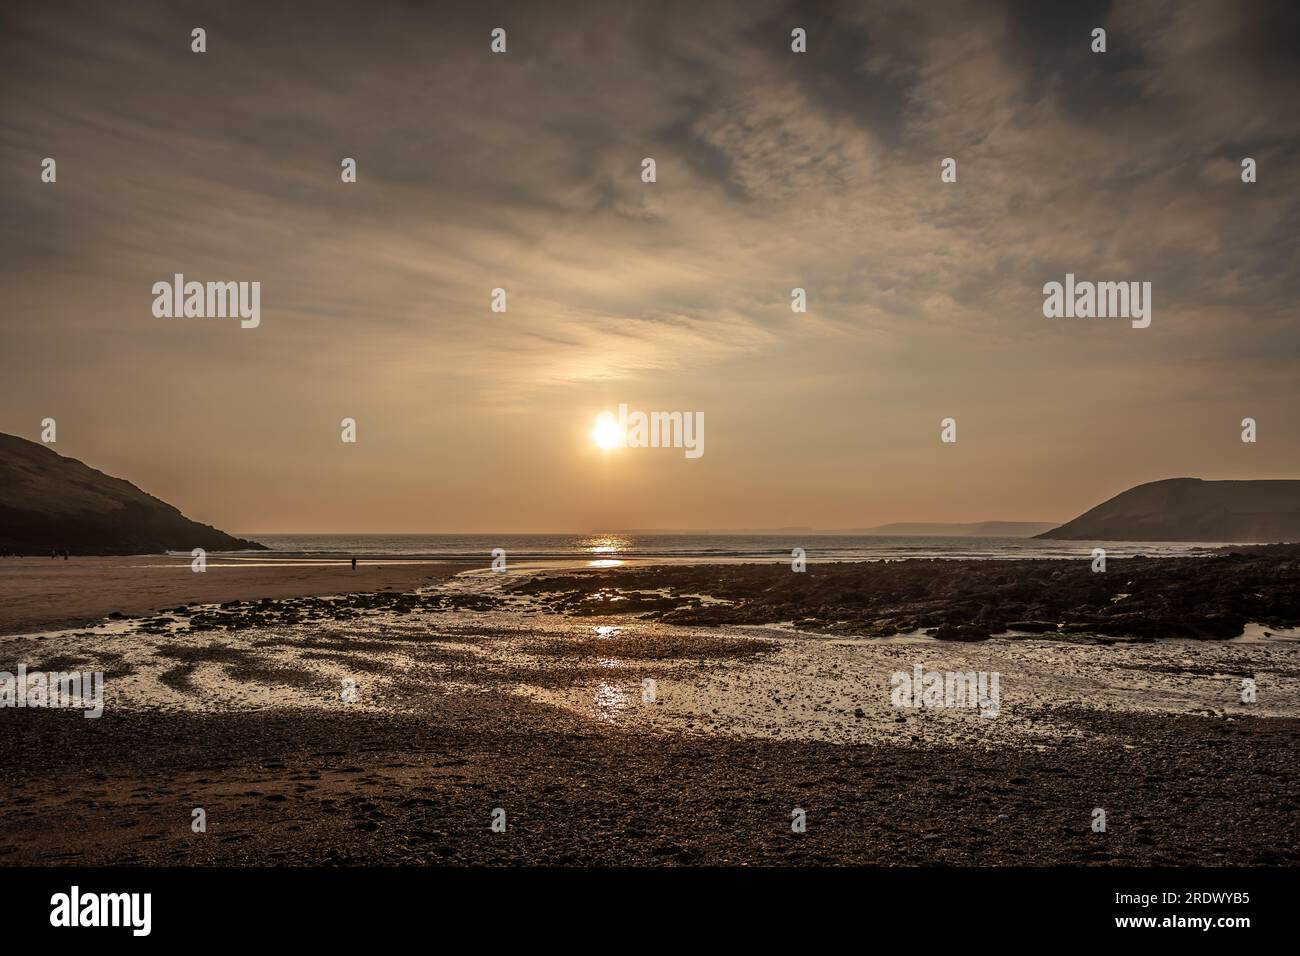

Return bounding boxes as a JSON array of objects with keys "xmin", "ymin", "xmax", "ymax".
[
  {"xmin": 932, "ymin": 624, "xmax": 990, "ymax": 642},
  {"xmin": 1008, "ymin": 620, "xmax": 1058, "ymax": 633}
]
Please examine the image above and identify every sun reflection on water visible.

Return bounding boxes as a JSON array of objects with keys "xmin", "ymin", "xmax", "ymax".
[
  {"xmin": 582, "ymin": 535, "xmax": 630, "ymax": 554},
  {"xmin": 592, "ymin": 681, "xmax": 630, "ymax": 720}
]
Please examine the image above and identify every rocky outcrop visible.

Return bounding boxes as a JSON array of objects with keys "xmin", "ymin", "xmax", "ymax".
[{"xmin": 508, "ymin": 544, "xmax": 1300, "ymax": 641}]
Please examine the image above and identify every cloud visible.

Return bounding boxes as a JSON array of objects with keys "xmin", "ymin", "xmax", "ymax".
[{"xmin": 0, "ymin": 0, "xmax": 1296, "ymax": 529}]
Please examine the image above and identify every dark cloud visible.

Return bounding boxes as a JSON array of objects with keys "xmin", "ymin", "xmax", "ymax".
[{"xmin": 1004, "ymin": 0, "xmax": 1148, "ymax": 117}]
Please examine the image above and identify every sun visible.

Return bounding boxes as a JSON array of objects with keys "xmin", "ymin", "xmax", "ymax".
[{"xmin": 592, "ymin": 412, "xmax": 622, "ymax": 450}]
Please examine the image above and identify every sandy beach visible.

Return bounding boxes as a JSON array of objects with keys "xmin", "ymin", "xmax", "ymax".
[
  {"xmin": 0, "ymin": 555, "xmax": 470, "ymax": 637},
  {"xmin": 2, "ymin": 551, "xmax": 1299, "ymax": 865}
]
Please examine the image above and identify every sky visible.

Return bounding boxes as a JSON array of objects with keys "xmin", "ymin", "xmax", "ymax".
[{"xmin": 1, "ymin": 0, "xmax": 1297, "ymax": 533}]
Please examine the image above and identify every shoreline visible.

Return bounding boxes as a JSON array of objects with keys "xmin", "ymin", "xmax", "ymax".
[
  {"xmin": 0, "ymin": 554, "xmax": 473, "ymax": 637},
  {"xmin": 5, "ymin": 542, "xmax": 1299, "ymax": 640}
]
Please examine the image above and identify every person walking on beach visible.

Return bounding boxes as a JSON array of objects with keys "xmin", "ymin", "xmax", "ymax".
[{"xmin": 351, "ymin": 556, "xmax": 357, "ymax": 570}]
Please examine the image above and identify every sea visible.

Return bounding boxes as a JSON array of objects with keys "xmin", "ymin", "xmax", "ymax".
[{"xmin": 234, "ymin": 533, "xmax": 1229, "ymax": 564}]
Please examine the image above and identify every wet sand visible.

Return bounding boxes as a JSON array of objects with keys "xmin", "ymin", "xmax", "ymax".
[
  {"xmin": 0, "ymin": 555, "xmax": 472, "ymax": 636},
  {"xmin": 2, "ymin": 557, "xmax": 1298, "ymax": 865},
  {"xmin": 4, "ymin": 703, "xmax": 1296, "ymax": 866}
]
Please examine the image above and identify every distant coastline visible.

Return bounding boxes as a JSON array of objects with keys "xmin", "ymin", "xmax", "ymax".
[{"xmin": 591, "ymin": 521, "xmax": 1059, "ymax": 536}]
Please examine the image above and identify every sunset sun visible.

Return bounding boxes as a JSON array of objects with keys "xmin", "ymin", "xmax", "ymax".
[{"xmin": 592, "ymin": 412, "xmax": 621, "ymax": 450}]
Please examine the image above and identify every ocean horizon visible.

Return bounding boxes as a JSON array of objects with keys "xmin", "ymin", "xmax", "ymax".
[{"xmin": 235, "ymin": 532, "xmax": 1228, "ymax": 562}]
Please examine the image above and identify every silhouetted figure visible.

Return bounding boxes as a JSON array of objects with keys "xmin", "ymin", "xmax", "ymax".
[
  {"xmin": 51, "ymin": 548, "xmax": 56, "ymax": 560},
  {"xmin": 63, "ymin": 550, "xmax": 69, "ymax": 560},
  {"xmin": 351, "ymin": 557, "xmax": 357, "ymax": 570}
]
